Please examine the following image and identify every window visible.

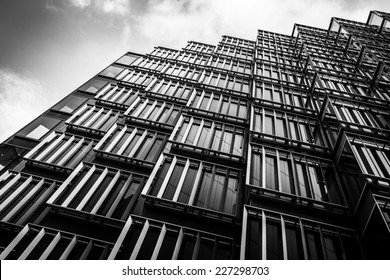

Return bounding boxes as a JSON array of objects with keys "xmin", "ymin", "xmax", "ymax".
[
  {"xmin": 349, "ymin": 136, "xmax": 390, "ymax": 183},
  {"xmin": 0, "ymin": 173, "xmax": 56, "ymax": 225},
  {"xmin": 17, "ymin": 116, "xmax": 62, "ymax": 140},
  {"xmin": 174, "ymin": 116, "xmax": 245, "ymax": 158},
  {"xmin": 95, "ymin": 124, "xmax": 167, "ymax": 166},
  {"xmin": 124, "ymin": 98, "xmax": 182, "ymax": 128},
  {"xmin": 95, "ymin": 84, "xmax": 138, "ymax": 108},
  {"xmin": 249, "ymin": 145, "xmax": 344, "ymax": 205},
  {"xmin": 116, "ymin": 54, "xmax": 140, "ymax": 65},
  {"xmin": 47, "ymin": 163, "xmax": 146, "ymax": 221},
  {"xmin": 251, "ymin": 107, "xmax": 324, "ymax": 148},
  {"xmin": 109, "ymin": 217, "xmax": 234, "ymax": 260},
  {"xmin": 24, "ymin": 132, "xmax": 94, "ymax": 170},
  {"xmin": 66, "ymin": 104, "xmax": 119, "ymax": 134},
  {"xmin": 100, "ymin": 66, "xmax": 124, "ymax": 78},
  {"xmin": 149, "ymin": 79, "xmax": 193, "ymax": 101},
  {"xmin": 78, "ymin": 79, "xmax": 107, "ymax": 94},
  {"xmin": 145, "ymin": 155, "xmax": 239, "ymax": 215},
  {"xmin": 52, "ymin": 95, "xmax": 87, "ymax": 114},
  {"xmin": 253, "ymin": 81, "xmax": 311, "ymax": 111},
  {"xmin": 202, "ymin": 71, "xmax": 250, "ymax": 93},
  {"xmin": 243, "ymin": 207, "xmax": 363, "ymax": 260},
  {"xmin": 0, "ymin": 224, "xmax": 114, "ymax": 260},
  {"xmin": 121, "ymin": 70, "xmax": 153, "ymax": 87}
]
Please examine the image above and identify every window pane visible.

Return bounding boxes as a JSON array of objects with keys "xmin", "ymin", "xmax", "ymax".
[
  {"xmin": 208, "ymin": 174, "xmax": 225, "ymax": 211},
  {"xmin": 197, "ymin": 127, "xmax": 211, "ymax": 148},
  {"xmin": 185, "ymin": 124, "xmax": 200, "ymax": 145},
  {"xmin": 52, "ymin": 95, "xmax": 86, "ymax": 114},
  {"xmin": 264, "ymin": 116, "xmax": 274, "ymax": 135},
  {"xmin": 162, "ymin": 164, "xmax": 185, "ymax": 200},
  {"xmin": 178, "ymin": 166, "xmax": 198, "ymax": 204},
  {"xmin": 296, "ymin": 163, "xmax": 310, "ymax": 198},
  {"xmin": 223, "ymin": 177, "xmax": 237, "ymax": 214},
  {"xmin": 246, "ymin": 218, "xmax": 262, "ymax": 259},
  {"xmin": 265, "ymin": 156, "xmax": 277, "ymax": 190},
  {"xmin": 100, "ymin": 66, "xmax": 123, "ymax": 78},
  {"xmin": 211, "ymin": 130, "xmax": 222, "ymax": 150},
  {"xmin": 305, "ymin": 230, "xmax": 324, "ymax": 260},
  {"xmin": 149, "ymin": 162, "xmax": 170, "ymax": 196},
  {"xmin": 308, "ymin": 165, "xmax": 327, "ymax": 201},
  {"xmin": 79, "ymin": 79, "xmax": 107, "ymax": 93},
  {"xmin": 323, "ymin": 234, "xmax": 343, "ymax": 260},
  {"xmin": 275, "ymin": 117, "xmax": 287, "ymax": 137},
  {"xmin": 157, "ymin": 230, "xmax": 178, "ymax": 260},
  {"xmin": 197, "ymin": 238, "xmax": 214, "ymax": 260},
  {"xmin": 220, "ymin": 131, "xmax": 232, "ymax": 153},
  {"xmin": 251, "ymin": 153, "xmax": 262, "ymax": 186},
  {"xmin": 17, "ymin": 116, "xmax": 61, "ymax": 140},
  {"xmin": 196, "ymin": 171, "xmax": 213, "ymax": 208},
  {"xmin": 116, "ymin": 54, "xmax": 139, "ymax": 65},
  {"xmin": 280, "ymin": 159, "xmax": 294, "ymax": 194},
  {"xmin": 137, "ymin": 227, "xmax": 160, "ymax": 260},
  {"xmin": 233, "ymin": 134, "xmax": 243, "ymax": 156},
  {"xmin": 285, "ymin": 224, "xmax": 304, "ymax": 259},
  {"xmin": 266, "ymin": 221, "xmax": 283, "ymax": 260},
  {"xmin": 178, "ymin": 234, "xmax": 196, "ymax": 259}
]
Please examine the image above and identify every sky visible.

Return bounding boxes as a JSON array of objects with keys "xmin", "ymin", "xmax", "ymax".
[{"xmin": 0, "ymin": 0, "xmax": 389, "ymax": 142}]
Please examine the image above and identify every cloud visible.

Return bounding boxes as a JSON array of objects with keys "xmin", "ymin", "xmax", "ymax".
[
  {"xmin": 68, "ymin": 0, "xmax": 91, "ymax": 9},
  {"xmin": 0, "ymin": 69, "xmax": 52, "ymax": 143},
  {"xmin": 97, "ymin": 0, "xmax": 130, "ymax": 15},
  {"xmin": 65, "ymin": 0, "xmax": 130, "ymax": 15}
]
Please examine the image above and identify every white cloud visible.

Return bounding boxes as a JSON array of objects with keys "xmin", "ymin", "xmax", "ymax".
[
  {"xmin": 0, "ymin": 69, "xmax": 52, "ymax": 143},
  {"xmin": 97, "ymin": 0, "xmax": 130, "ymax": 15},
  {"xmin": 66, "ymin": 0, "xmax": 130, "ymax": 15},
  {"xmin": 121, "ymin": 0, "xmax": 388, "ymax": 54},
  {"xmin": 68, "ymin": 0, "xmax": 91, "ymax": 9}
]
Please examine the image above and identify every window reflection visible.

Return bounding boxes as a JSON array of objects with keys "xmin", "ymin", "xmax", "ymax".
[
  {"xmin": 244, "ymin": 208, "xmax": 362, "ymax": 259},
  {"xmin": 17, "ymin": 115, "xmax": 61, "ymax": 140},
  {"xmin": 250, "ymin": 146, "xmax": 344, "ymax": 205},
  {"xmin": 147, "ymin": 155, "xmax": 238, "ymax": 215}
]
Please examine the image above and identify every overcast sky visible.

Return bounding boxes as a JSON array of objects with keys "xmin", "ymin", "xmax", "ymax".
[{"xmin": 0, "ymin": 0, "xmax": 389, "ymax": 142}]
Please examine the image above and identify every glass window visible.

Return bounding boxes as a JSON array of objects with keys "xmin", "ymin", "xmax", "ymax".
[
  {"xmin": 279, "ymin": 159, "xmax": 294, "ymax": 194},
  {"xmin": 149, "ymin": 162, "xmax": 170, "ymax": 196},
  {"xmin": 223, "ymin": 177, "xmax": 237, "ymax": 214},
  {"xmin": 296, "ymin": 162, "xmax": 310, "ymax": 198},
  {"xmin": 178, "ymin": 166, "xmax": 198, "ymax": 204},
  {"xmin": 275, "ymin": 117, "xmax": 287, "ymax": 137},
  {"xmin": 322, "ymin": 233, "xmax": 343, "ymax": 260},
  {"xmin": 308, "ymin": 165, "xmax": 327, "ymax": 201},
  {"xmin": 100, "ymin": 66, "xmax": 123, "ymax": 78},
  {"xmin": 17, "ymin": 115, "xmax": 61, "ymax": 140},
  {"xmin": 79, "ymin": 79, "xmax": 107, "ymax": 94},
  {"xmin": 251, "ymin": 153, "xmax": 262, "ymax": 186},
  {"xmin": 52, "ymin": 95, "xmax": 87, "ymax": 114},
  {"xmin": 162, "ymin": 164, "xmax": 185, "ymax": 200},
  {"xmin": 285, "ymin": 221, "xmax": 304, "ymax": 259},
  {"xmin": 265, "ymin": 156, "xmax": 277, "ymax": 190},
  {"xmin": 246, "ymin": 218, "xmax": 262, "ymax": 259},
  {"xmin": 157, "ymin": 230, "xmax": 178, "ymax": 260},
  {"xmin": 197, "ymin": 238, "xmax": 214, "ymax": 259},
  {"xmin": 305, "ymin": 229, "xmax": 324, "ymax": 259},
  {"xmin": 208, "ymin": 173, "xmax": 225, "ymax": 212},
  {"xmin": 137, "ymin": 226, "xmax": 161, "ymax": 260},
  {"xmin": 266, "ymin": 220, "xmax": 283, "ymax": 259},
  {"xmin": 196, "ymin": 170, "xmax": 213, "ymax": 208},
  {"xmin": 178, "ymin": 234, "xmax": 196, "ymax": 259},
  {"xmin": 116, "ymin": 54, "xmax": 139, "ymax": 65}
]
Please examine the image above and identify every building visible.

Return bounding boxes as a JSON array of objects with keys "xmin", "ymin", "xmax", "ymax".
[{"xmin": 0, "ymin": 10, "xmax": 389, "ymax": 260}]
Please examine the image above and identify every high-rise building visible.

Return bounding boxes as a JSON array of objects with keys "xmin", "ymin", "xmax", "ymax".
[{"xmin": 0, "ymin": 10, "xmax": 389, "ymax": 260}]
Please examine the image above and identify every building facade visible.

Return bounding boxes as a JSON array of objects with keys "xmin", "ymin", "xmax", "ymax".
[{"xmin": 0, "ymin": 10, "xmax": 389, "ymax": 260}]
